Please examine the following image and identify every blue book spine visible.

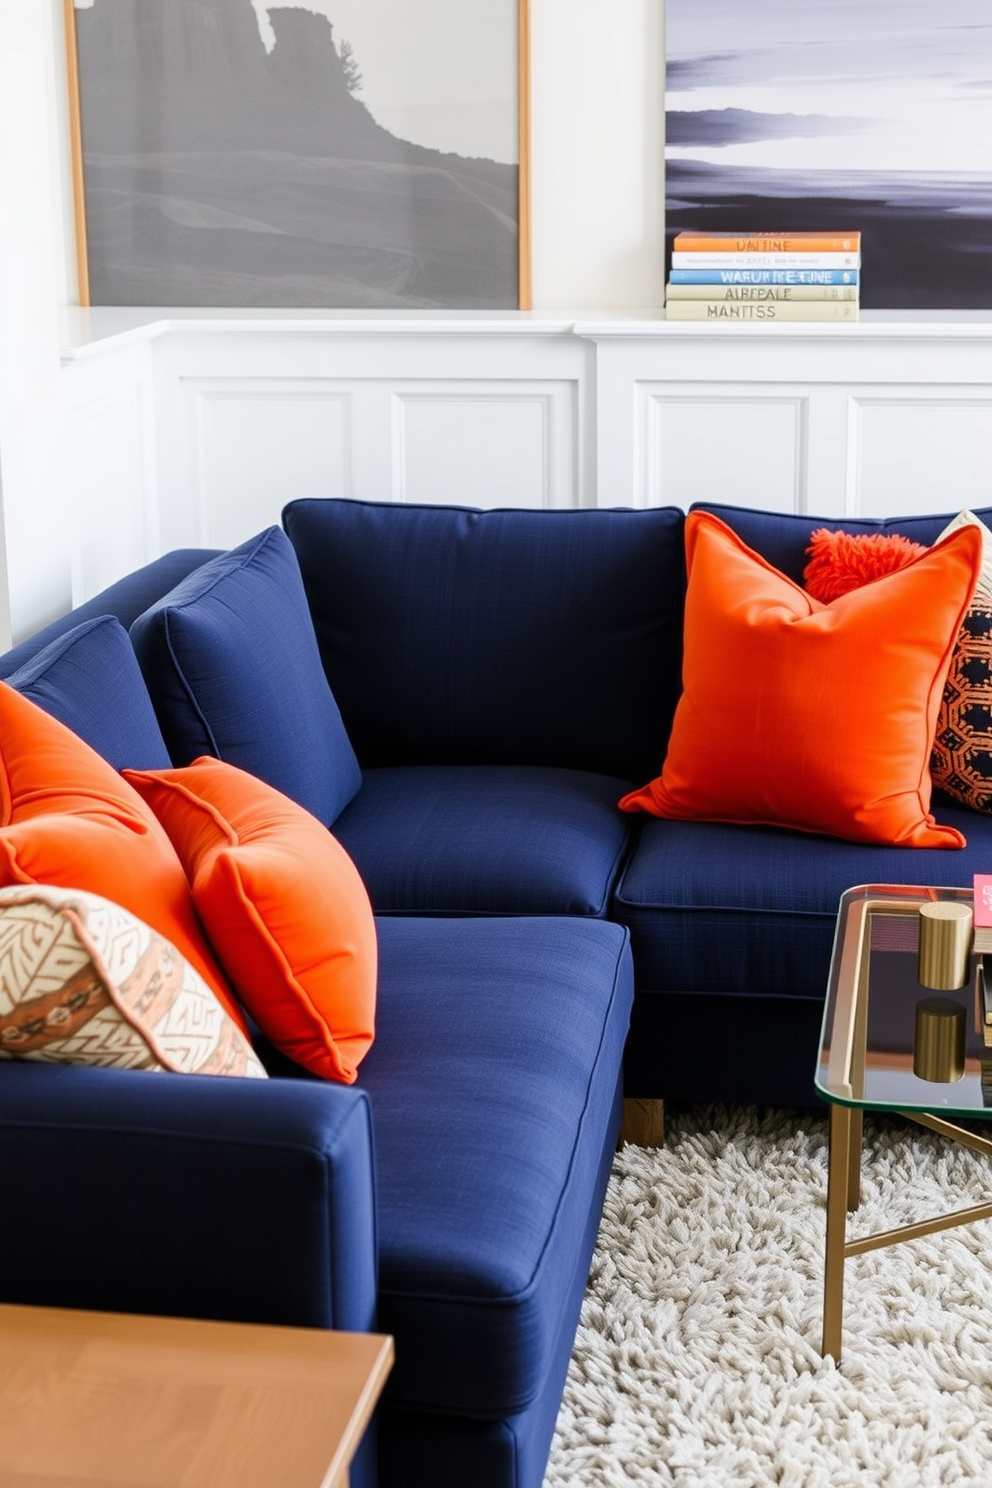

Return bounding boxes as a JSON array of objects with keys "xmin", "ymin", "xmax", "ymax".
[{"xmin": 669, "ymin": 268, "xmax": 860, "ymax": 285}]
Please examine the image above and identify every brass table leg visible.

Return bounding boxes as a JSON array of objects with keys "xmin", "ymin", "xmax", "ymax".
[
  {"xmin": 822, "ymin": 1102, "xmax": 854, "ymax": 1360},
  {"xmin": 846, "ymin": 1107, "xmax": 863, "ymax": 1212}
]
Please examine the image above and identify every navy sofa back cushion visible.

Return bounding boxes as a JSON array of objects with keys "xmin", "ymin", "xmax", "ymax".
[
  {"xmin": 130, "ymin": 527, "xmax": 362, "ymax": 828},
  {"xmin": 0, "ymin": 550, "xmax": 222, "ymax": 681},
  {"xmin": 5, "ymin": 616, "xmax": 172, "ymax": 772},
  {"xmin": 283, "ymin": 498, "xmax": 687, "ymax": 782},
  {"xmin": 693, "ymin": 501, "xmax": 992, "ymax": 586}
]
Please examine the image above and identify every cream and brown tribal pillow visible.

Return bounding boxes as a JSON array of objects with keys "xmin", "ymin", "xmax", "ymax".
[{"xmin": 0, "ymin": 885, "xmax": 265, "ymax": 1078}]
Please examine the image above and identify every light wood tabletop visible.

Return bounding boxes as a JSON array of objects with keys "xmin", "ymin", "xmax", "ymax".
[{"xmin": 0, "ymin": 1302, "xmax": 393, "ymax": 1488}]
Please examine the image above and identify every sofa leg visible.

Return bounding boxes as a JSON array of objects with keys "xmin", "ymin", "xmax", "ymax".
[{"xmin": 619, "ymin": 1098, "xmax": 665, "ymax": 1149}]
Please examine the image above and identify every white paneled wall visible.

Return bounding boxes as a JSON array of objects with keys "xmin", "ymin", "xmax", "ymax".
[
  {"xmin": 58, "ymin": 310, "xmax": 992, "ymax": 601},
  {"xmin": 391, "ymin": 382, "xmax": 578, "ymax": 509},
  {"xmin": 183, "ymin": 381, "xmax": 353, "ymax": 549},
  {"xmin": 853, "ymin": 398, "xmax": 992, "ymax": 518},
  {"xmin": 582, "ymin": 317, "xmax": 992, "ymax": 520},
  {"xmin": 59, "ymin": 335, "xmax": 157, "ymax": 604},
  {"xmin": 636, "ymin": 391, "xmax": 807, "ymax": 514}
]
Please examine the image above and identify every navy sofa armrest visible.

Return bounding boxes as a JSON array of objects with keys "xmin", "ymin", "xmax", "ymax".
[{"xmin": 0, "ymin": 1061, "xmax": 377, "ymax": 1334}]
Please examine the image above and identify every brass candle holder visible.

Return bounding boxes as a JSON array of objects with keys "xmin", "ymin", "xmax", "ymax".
[
  {"xmin": 913, "ymin": 997, "xmax": 966, "ymax": 1083},
  {"xmin": 917, "ymin": 901, "xmax": 973, "ymax": 991},
  {"xmin": 914, "ymin": 901, "xmax": 972, "ymax": 1083}
]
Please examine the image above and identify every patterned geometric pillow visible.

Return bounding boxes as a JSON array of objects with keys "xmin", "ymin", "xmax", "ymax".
[
  {"xmin": 0, "ymin": 885, "xmax": 266, "ymax": 1077},
  {"xmin": 932, "ymin": 512, "xmax": 992, "ymax": 812}
]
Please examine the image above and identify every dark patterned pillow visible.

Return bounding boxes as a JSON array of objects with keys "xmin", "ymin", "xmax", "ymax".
[
  {"xmin": 932, "ymin": 512, "xmax": 992, "ymax": 812},
  {"xmin": 932, "ymin": 595, "xmax": 992, "ymax": 811}
]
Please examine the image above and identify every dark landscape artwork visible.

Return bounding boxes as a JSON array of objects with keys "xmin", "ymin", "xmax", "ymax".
[
  {"xmin": 665, "ymin": 0, "xmax": 992, "ymax": 309},
  {"xmin": 71, "ymin": 0, "xmax": 523, "ymax": 308}
]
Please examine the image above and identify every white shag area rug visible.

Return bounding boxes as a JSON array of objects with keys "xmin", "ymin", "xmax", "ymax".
[{"xmin": 544, "ymin": 1104, "xmax": 992, "ymax": 1488}]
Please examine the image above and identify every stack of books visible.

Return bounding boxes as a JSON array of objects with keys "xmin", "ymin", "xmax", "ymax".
[{"xmin": 665, "ymin": 231, "xmax": 861, "ymax": 321}]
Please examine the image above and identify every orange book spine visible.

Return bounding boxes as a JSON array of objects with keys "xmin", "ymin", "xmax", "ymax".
[{"xmin": 673, "ymin": 232, "xmax": 861, "ymax": 254}]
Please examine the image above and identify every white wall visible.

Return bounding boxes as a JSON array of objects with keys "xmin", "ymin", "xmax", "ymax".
[
  {"xmin": 0, "ymin": 1, "xmax": 73, "ymax": 646},
  {"xmin": 530, "ymin": 0, "xmax": 666, "ymax": 309}
]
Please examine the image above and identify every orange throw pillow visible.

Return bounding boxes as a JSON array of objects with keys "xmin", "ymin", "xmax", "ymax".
[
  {"xmin": 0, "ymin": 682, "xmax": 246, "ymax": 1031},
  {"xmin": 125, "ymin": 758, "xmax": 377, "ymax": 1083},
  {"xmin": 619, "ymin": 511, "xmax": 983, "ymax": 846}
]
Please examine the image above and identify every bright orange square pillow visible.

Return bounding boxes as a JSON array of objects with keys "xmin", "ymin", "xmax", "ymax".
[
  {"xmin": 0, "ymin": 682, "xmax": 246, "ymax": 1031},
  {"xmin": 619, "ymin": 511, "xmax": 983, "ymax": 846},
  {"xmin": 124, "ymin": 758, "xmax": 377, "ymax": 1083}
]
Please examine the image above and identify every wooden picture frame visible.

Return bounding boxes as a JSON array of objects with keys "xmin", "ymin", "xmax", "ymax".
[{"xmin": 64, "ymin": 0, "xmax": 531, "ymax": 311}]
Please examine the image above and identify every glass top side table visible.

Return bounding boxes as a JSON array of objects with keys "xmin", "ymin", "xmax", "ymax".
[{"xmin": 814, "ymin": 883, "xmax": 992, "ymax": 1361}]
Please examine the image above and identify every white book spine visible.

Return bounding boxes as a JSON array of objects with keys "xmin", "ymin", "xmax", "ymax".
[{"xmin": 670, "ymin": 251, "xmax": 861, "ymax": 269}]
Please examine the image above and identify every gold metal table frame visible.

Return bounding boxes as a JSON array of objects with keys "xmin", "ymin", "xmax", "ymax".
[{"xmin": 820, "ymin": 889, "xmax": 992, "ymax": 1361}]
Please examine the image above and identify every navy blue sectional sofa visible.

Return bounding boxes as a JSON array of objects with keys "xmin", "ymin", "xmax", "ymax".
[{"xmin": 1, "ymin": 496, "xmax": 990, "ymax": 1488}]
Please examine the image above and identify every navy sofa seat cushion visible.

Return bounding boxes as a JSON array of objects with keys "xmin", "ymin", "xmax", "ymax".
[
  {"xmin": 283, "ymin": 497, "xmax": 686, "ymax": 784},
  {"xmin": 360, "ymin": 914, "xmax": 632, "ymax": 1421},
  {"xmin": 5, "ymin": 616, "xmax": 172, "ymax": 772},
  {"xmin": 615, "ymin": 799, "xmax": 992, "ymax": 998},
  {"xmin": 130, "ymin": 527, "xmax": 362, "ymax": 828},
  {"xmin": 692, "ymin": 501, "xmax": 992, "ymax": 585},
  {"xmin": 332, "ymin": 764, "xmax": 635, "ymax": 917}
]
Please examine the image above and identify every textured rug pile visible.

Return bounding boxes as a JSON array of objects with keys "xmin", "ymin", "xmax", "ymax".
[{"xmin": 545, "ymin": 1104, "xmax": 992, "ymax": 1487}]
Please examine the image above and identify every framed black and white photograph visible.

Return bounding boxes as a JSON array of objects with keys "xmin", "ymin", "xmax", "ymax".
[
  {"xmin": 65, "ymin": 0, "xmax": 530, "ymax": 309},
  {"xmin": 664, "ymin": 0, "xmax": 992, "ymax": 309}
]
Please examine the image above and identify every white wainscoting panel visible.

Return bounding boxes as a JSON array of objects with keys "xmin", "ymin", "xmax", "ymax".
[
  {"xmin": 580, "ymin": 316, "xmax": 992, "ymax": 520},
  {"xmin": 850, "ymin": 396, "xmax": 992, "ymax": 519},
  {"xmin": 392, "ymin": 382, "xmax": 577, "ymax": 508},
  {"xmin": 54, "ymin": 311, "xmax": 992, "ymax": 615},
  {"xmin": 184, "ymin": 380, "xmax": 353, "ymax": 549},
  {"xmin": 637, "ymin": 389, "xmax": 807, "ymax": 513},
  {"xmin": 70, "ymin": 387, "xmax": 147, "ymax": 597},
  {"xmin": 59, "ymin": 337, "xmax": 157, "ymax": 605}
]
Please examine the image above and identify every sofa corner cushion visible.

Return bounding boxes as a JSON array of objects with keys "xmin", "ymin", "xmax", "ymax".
[
  {"xmin": 282, "ymin": 497, "xmax": 686, "ymax": 782},
  {"xmin": 0, "ymin": 884, "xmax": 265, "ymax": 1078},
  {"xmin": 129, "ymin": 526, "xmax": 362, "ymax": 827},
  {"xmin": 620, "ymin": 511, "xmax": 982, "ymax": 848},
  {"xmin": 0, "ymin": 680, "xmax": 246, "ymax": 1034},
  {"xmin": 125, "ymin": 757, "xmax": 377, "ymax": 1084},
  {"xmin": 331, "ymin": 763, "xmax": 635, "ymax": 916},
  {"xmin": 5, "ymin": 615, "xmax": 171, "ymax": 772}
]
